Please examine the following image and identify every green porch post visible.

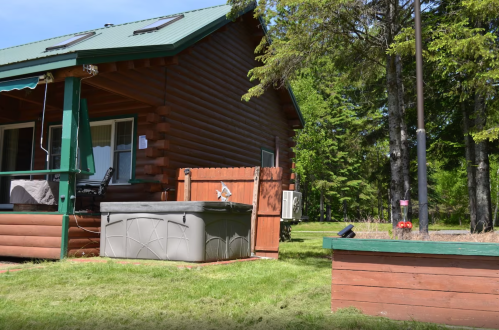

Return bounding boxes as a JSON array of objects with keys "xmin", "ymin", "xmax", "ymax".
[{"xmin": 59, "ymin": 77, "xmax": 81, "ymax": 259}]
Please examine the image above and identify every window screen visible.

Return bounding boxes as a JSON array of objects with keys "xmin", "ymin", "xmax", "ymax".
[
  {"xmin": 49, "ymin": 118, "xmax": 134, "ymax": 184},
  {"xmin": 113, "ymin": 121, "xmax": 132, "ymax": 183},
  {"xmin": 261, "ymin": 149, "xmax": 275, "ymax": 167}
]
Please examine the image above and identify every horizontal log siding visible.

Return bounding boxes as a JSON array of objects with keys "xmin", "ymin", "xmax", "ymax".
[
  {"xmin": 68, "ymin": 215, "xmax": 100, "ymax": 257},
  {"xmin": 164, "ymin": 21, "xmax": 292, "ymax": 188},
  {"xmin": 0, "ymin": 214, "xmax": 63, "ymax": 259},
  {"xmin": 1, "ymin": 19, "xmax": 294, "ymax": 208},
  {"xmin": 332, "ymin": 250, "xmax": 499, "ymax": 329}
]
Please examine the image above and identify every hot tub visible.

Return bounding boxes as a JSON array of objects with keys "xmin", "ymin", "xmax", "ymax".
[{"xmin": 100, "ymin": 201, "xmax": 252, "ymax": 262}]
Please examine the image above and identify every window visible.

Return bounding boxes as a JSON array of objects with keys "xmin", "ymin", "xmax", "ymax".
[
  {"xmin": 261, "ymin": 148, "xmax": 275, "ymax": 168},
  {"xmin": 49, "ymin": 118, "xmax": 134, "ymax": 184},
  {"xmin": 133, "ymin": 15, "xmax": 184, "ymax": 34},
  {"xmin": 46, "ymin": 32, "xmax": 95, "ymax": 51}
]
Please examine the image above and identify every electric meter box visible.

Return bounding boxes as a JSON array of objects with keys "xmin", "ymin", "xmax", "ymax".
[{"xmin": 281, "ymin": 191, "xmax": 303, "ymax": 221}]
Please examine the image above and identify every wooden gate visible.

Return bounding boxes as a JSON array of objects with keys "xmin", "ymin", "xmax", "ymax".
[{"xmin": 176, "ymin": 167, "xmax": 282, "ymax": 259}]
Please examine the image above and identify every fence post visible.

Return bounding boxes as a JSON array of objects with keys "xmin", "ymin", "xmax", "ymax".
[
  {"xmin": 251, "ymin": 166, "xmax": 261, "ymax": 255},
  {"xmin": 184, "ymin": 168, "xmax": 191, "ymax": 201}
]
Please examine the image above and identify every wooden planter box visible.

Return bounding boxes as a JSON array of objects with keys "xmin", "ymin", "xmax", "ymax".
[{"xmin": 323, "ymin": 237, "xmax": 499, "ymax": 329}]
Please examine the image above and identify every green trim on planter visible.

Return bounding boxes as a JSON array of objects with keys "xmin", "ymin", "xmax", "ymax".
[
  {"xmin": 60, "ymin": 215, "xmax": 70, "ymax": 259},
  {"xmin": 323, "ymin": 237, "xmax": 499, "ymax": 257}
]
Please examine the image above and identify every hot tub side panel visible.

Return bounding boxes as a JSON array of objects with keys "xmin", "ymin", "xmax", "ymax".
[
  {"xmin": 204, "ymin": 212, "xmax": 251, "ymax": 262},
  {"xmin": 332, "ymin": 250, "xmax": 499, "ymax": 329},
  {"xmin": 100, "ymin": 210, "xmax": 250, "ymax": 262}
]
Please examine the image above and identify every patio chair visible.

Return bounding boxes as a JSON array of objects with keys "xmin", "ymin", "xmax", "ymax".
[{"xmin": 76, "ymin": 167, "xmax": 114, "ymax": 211}]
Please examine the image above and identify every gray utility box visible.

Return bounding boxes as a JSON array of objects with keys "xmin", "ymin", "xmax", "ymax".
[{"xmin": 100, "ymin": 201, "xmax": 252, "ymax": 262}]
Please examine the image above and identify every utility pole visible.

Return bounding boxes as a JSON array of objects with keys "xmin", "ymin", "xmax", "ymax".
[{"xmin": 415, "ymin": 0, "xmax": 429, "ymax": 235}]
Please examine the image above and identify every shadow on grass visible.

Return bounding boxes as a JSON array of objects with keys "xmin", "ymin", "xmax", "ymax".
[
  {"xmin": 289, "ymin": 238, "xmax": 305, "ymax": 242},
  {"xmin": 0, "ymin": 309, "xmax": 452, "ymax": 330},
  {"xmin": 278, "ymin": 234, "xmax": 332, "ymax": 268}
]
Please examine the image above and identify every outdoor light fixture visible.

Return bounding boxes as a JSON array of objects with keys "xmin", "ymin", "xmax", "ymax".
[{"xmin": 337, "ymin": 224, "xmax": 356, "ymax": 238}]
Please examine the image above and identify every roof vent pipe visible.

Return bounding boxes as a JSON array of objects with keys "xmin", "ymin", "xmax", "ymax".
[{"xmin": 104, "ymin": 23, "xmax": 114, "ymax": 27}]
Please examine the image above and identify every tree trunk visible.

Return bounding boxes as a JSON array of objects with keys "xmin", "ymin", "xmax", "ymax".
[
  {"xmin": 386, "ymin": 54, "xmax": 403, "ymax": 228},
  {"xmin": 343, "ymin": 200, "xmax": 348, "ymax": 222},
  {"xmin": 380, "ymin": 202, "xmax": 384, "ymax": 222},
  {"xmin": 320, "ymin": 190, "xmax": 324, "ymax": 222},
  {"xmin": 388, "ymin": 187, "xmax": 392, "ymax": 224},
  {"xmin": 474, "ymin": 94, "xmax": 493, "ymax": 232},
  {"xmin": 326, "ymin": 204, "xmax": 331, "ymax": 222},
  {"xmin": 396, "ymin": 55, "xmax": 412, "ymax": 221},
  {"xmin": 494, "ymin": 168, "xmax": 499, "ymax": 227},
  {"xmin": 303, "ymin": 178, "xmax": 307, "ymax": 216},
  {"xmin": 462, "ymin": 102, "xmax": 477, "ymax": 231}
]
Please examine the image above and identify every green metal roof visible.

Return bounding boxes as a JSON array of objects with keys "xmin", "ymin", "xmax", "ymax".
[
  {"xmin": 0, "ymin": 4, "xmax": 237, "ymax": 78},
  {"xmin": 0, "ymin": 3, "xmax": 304, "ymax": 127}
]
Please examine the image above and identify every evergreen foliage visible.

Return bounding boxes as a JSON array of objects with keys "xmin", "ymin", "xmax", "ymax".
[{"xmin": 228, "ymin": 0, "xmax": 499, "ymax": 228}]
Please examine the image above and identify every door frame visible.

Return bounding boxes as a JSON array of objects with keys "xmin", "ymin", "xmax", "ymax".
[
  {"xmin": 0, "ymin": 121, "xmax": 36, "ymax": 172},
  {"xmin": 0, "ymin": 121, "xmax": 36, "ymax": 208}
]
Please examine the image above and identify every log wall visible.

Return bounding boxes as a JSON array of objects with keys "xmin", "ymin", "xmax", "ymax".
[
  {"xmin": 0, "ymin": 14, "xmax": 295, "ymax": 206},
  {"xmin": 332, "ymin": 250, "xmax": 499, "ymax": 329},
  {"xmin": 68, "ymin": 214, "xmax": 100, "ymax": 257},
  {"xmin": 0, "ymin": 13, "xmax": 296, "ymax": 259},
  {"xmin": 0, "ymin": 214, "xmax": 63, "ymax": 259}
]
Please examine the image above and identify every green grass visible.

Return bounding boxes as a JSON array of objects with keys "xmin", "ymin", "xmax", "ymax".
[
  {"xmin": 0, "ymin": 234, "xmax": 457, "ymax": 330},
  {"xmin": 292, "ymin": 221, "xmax": 469, "ymax": 232}
]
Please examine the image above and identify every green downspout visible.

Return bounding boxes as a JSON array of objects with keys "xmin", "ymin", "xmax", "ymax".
[{"xmin": 59, "ymin": 77, "xmax": 81, "ymax": 259}]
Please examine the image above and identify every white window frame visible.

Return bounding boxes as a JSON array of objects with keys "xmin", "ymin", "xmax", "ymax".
[{"xmin": 48, "ymin": 118, "xmax": 134, "ymax": 185}]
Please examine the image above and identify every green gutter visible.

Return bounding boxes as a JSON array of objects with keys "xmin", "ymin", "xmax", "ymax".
[{"xmin": 287, "ymin": 85, "xmax": 305, "ymax": 127}]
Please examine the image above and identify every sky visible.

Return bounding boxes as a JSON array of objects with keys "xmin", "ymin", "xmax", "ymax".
[{"xmin": 0, "ymin": 0, "xmax": 227, "ymax": 49}]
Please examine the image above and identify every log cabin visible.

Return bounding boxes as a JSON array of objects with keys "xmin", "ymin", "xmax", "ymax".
[{"xmin": 0, "ymin": 4, "xmax": 303, "ymax": 259}]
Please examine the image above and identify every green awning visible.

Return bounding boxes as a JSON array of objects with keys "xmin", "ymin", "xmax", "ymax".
[{"xmin": 0, "ymin": 76, "xmax": 39, "ymax": 93}]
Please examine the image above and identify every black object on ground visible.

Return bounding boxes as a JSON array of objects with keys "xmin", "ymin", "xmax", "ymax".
[{"xmin": 337, "ymin": 225, "xmax": 356, "ymax": 238}]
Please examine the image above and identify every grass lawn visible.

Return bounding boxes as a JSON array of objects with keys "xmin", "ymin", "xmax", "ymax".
[
  {"xmin": 0, "ymin": 233, "xmax": 455, "ymax": 330},
  {"xmin": 292, "ymin": 221, "xmax": 469, "ymax": 232}
]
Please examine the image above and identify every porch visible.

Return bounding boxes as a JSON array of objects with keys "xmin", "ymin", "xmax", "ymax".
[{"xmin": 0, "ymin": 66, "xmax": 165, "ymax": 259}]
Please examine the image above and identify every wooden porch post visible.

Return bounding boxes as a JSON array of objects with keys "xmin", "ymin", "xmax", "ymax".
[
  {"xmin": 58, "ymin": 77, "xmax": 81, "ymax": 259},
  {"xmin": 251, "ymin": 166, "xmax": 261, "ymax": 255}
]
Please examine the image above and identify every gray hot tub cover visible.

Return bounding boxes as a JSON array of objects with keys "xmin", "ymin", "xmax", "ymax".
[{"xmin": 100, "ymin": 201, "xmax": 253, "ymax": 213}]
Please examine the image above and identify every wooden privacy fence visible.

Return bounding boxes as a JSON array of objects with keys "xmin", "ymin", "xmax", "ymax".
[{"xmin": 177, "ymin": 167, "xmax": 283, "ymax": 259}]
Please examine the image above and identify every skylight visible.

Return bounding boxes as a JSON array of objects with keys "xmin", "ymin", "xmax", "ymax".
[
  {"xmin": 134, "ymin": 15, "xmax": 184, "ymax": 35},
  {"xmin": 46, "ymin": 32, "xmax": 95, "ymax": 51}
]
